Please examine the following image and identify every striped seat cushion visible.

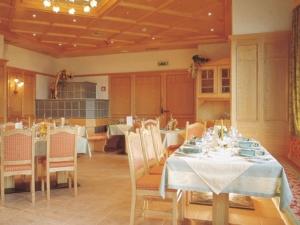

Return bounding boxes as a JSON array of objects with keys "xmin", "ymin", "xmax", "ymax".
[{"xmin": 4, "ymin": 164, "xmax": 31, "ymax": 172}]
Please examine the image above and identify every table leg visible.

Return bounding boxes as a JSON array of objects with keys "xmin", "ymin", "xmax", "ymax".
[{"xmin": 212, "ymin": 193, "xmax": 229, "ymax": 225}]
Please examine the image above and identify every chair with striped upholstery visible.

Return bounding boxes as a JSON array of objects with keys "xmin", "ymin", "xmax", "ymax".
[
  {"xmin": 0, "ymin": 128, "xmax": 35, "ymax": 203},
  {"xmin": 139, "ymin": 127, "xmax": 163, "ymax": 175},
  {"xmin": 44, "ymin": 127, "xmax": 77, "ymax": 200},
  {"xmin": 126, "ymin": 131, "xmax": 183, "ymax": 225}
]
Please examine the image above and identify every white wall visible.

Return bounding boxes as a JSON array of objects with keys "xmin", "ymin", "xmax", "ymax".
[
  {"xmin": 4, "ymin": 44, "xmax": 57, "ymax": 74},
  {"xmin": 56, "ymin": 42, "xmax": 230, "ymax": 75},
  {"xmin": 232, "ymin": 0, "xmax": 293, "ymax": 35},
  {"xmin": 36, "ymin": 75, "xmax": 53, "ymax": 99},
  {"xmin": 71, "ymin": 76, "xmax": 109, "ymax": 100}
]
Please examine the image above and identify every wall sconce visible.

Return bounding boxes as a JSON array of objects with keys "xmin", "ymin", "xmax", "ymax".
[{"xmin": 13, "ymin": 78, "xmax": 24, "ymax": 94}]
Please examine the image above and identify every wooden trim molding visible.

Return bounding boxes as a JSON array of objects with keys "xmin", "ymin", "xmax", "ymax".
[
  {"xmin": 73, "ymin": 69, "xmax": 189, "ymax": 77},
  {"xmin": 6, "ymin": 66, "xmax": 54, "ymax": 77}
]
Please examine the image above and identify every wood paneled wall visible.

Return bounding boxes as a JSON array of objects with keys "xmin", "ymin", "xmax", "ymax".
[
  {"xmin": 109, "ymin": 70, "xmax": 195, "ymax": 128},
  {"xmin": 7, "ymin": 67, "xmax": 36, "ymax": 121},
  {"xmin": 0, "ymin": 59, "xmax": 8, "ymax": 123},
  {"xmin": 231, "ymin": 32, "xmax": 289, "ymax": 156}
]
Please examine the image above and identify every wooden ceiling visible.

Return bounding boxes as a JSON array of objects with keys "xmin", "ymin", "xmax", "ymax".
[{"xmin": 0, "ymin": 0, "xmax": 231, "ymax": 57}]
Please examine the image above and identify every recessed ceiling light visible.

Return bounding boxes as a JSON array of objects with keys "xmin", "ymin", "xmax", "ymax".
[
  {"xmin": 151, "ymin": 36, "xmax": 156, "ymax": 40},
  {"xmin": 110, "ymin": 39, "xmax": 114, "ymax": 44},
  {"xmin": 142, "ymin": 27, "xmax": 147, "ymax": 32},
  {"xmin": 73, "ymin": 18, "xmax": 77, "ymax": 22},
  {"xmin": 208, "ymin": 12, "xmax": 212, "ymax": 16},
  {"xmin": 32, "ymin": 33, "xmax": 36, "ymax": 36},
  {"xmin": 210, "ymin": 28, "xmax": 214, "ymax": 32},
  {"xmin": 32, "ymin": 14, "xmax": 37, "ymax": 18},
  {"xmin": 58, "ymin": 43, "xmax": 62, "ymax": 46},
  {"xmin": 73, "ymin": 43, "xmax": 77, "ymax": 47}
]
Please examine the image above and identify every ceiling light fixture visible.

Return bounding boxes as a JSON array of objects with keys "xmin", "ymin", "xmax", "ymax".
[
  {"xmin": 208, "ymin": 12, "xmax": 212, "ymax": 16},
  {"xmin": 32, "ymin": 14, "xmax": 37, "ymax": 18},
  {"xmin": 210, "ymin": 28, "xmax": 214, "ymax": 32},
  {"xmin": 53, "ymin": 6, "xmax": 60, "ymax": 13},
  {"xmin": 68, "ymin": 7, "xmax": 76, "ymax": 14},
  {"xmin": 42, "ymin": 0, "xmax": 99, "ymax": 15}
]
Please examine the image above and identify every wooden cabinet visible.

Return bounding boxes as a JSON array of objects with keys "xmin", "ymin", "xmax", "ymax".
[
  {"xmin": 197, "ymin": 59, "xmax": 230, "ymax": 98},
  {"xmin": 231, "ymin": 32, "xmax": 289, "ymax": 156},
  {"xmin": 196, "ymin": 58, "xmax": 231, "ymax": 122}
]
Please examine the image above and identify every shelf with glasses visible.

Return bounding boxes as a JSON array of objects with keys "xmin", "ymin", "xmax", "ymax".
[{"xmin": 196, "ymin": 58, "xmax": 231, "ymax": 122}]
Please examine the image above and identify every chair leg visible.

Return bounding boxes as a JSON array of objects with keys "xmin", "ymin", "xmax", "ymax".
[
  {"xmin": 1, "ymin": 174, "xmax": 5, "ymax": 204},
  {"xmin": 41, "ymin": 178, "xmax": 45, "ymax": 193},
  {"xmin": 172, "ymin": 194, "xmax": 178, "ymax": 225},
  {"xmin": 130, "ymin": 194, "xmax": 136, "ymax": 225},
  {"xmin": 68, "ymin": 172, "xmax": 72, "ymax": 189},
  {"xmin": 46, "ymin": 172, "xmax": 50, "ymax": 200},
  {"xmin": 74, "ymin": 170, "xmax": 77, "ymax": 197},
  {"xmin": 31, "ymin": 174, "xmax": 35, "ymax": 204}
]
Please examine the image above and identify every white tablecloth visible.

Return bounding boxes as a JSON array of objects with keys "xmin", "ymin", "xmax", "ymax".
[
  {"xmin": 35, "ymin": 137, "xmax": 89, "ymax": 156},
  {"xmin": 160, "ymin": 146, "xmax": 293, "ymax": 211},
  {"xmin": 160, "ymin": 129, "xmax": 184, "ymax": 148},
  {"xmin": 108, "ymin": 124, "xmax": 132, "ymax": 135}
]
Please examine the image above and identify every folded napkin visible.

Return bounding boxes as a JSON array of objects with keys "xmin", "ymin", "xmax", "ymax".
[
  {"xmin": 239, "ymin": 148, "xmax": 265, "ymax": 157},
  {"xmin": 179, "ymin": 145, "xmax": 202, "ymax": 154},
  {"xmin": 182, "ymin": 156, "xmax": 253, "ymax": 194},
  {"xmin": 238, "ymin": 141, "xmax": 260, "ymax": 148}
]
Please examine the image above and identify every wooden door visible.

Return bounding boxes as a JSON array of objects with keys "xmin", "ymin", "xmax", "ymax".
[
  {"xmin": 165, "ymin": 71, "xmax": 195, "ymax": 128},
  {"xmin": 135, "ymin": 74, "xmax": 161, "ymax": 118},
  {"xmin": 110, "ymin": 75, "xmax": 131, "ymax": 119}
]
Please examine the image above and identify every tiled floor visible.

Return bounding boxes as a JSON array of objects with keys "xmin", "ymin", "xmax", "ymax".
[{"xmin": 0, "ymin": 153, "xmax": 286, "ymax": 225}]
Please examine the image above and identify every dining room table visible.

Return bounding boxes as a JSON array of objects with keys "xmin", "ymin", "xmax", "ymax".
[{"xmin": 159, "ymin": 128, "xmax": 293, "ymax": 225}]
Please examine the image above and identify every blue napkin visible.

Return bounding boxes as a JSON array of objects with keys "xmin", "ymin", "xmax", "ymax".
[
  {"xmin": 179, "ymin": 145, "xmax": 202, "ymax": 154},
  {"xmin": 238, "ymin": 141, "xmax": 260, "ymax": 148},
  {"xmin": 239, "ymin": 148, "xmax": 265, "ymax": 157}
]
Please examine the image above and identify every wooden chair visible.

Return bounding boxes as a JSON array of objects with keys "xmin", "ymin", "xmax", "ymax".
[
  {"xmin": 125, "ymin": 131, "xmax": 183, "ymax": 225},
  {"xmin": 44, "ymin": 127, "xmax": 77, "ymax": 200},
  {"xmin": 0, "ymin": 128, "xmax": 35, "ymax": 203},
  {"xmin": 142, "ymin": 118, "xmax": 160, "ymax": 129},
  {"xmin": 86, "ymin": 128, "xmax": 108, "ymax": 153},
  {"xmin": 185, "ymin": 121, "xmax": 206, "ymax": 141},
  {"xmin": 150, "ymin": 125, "xmax": 167, "ymax": 162},
  {"xmin": 139, "ymin": 127, "xmax": 163, "ymax": 175}
]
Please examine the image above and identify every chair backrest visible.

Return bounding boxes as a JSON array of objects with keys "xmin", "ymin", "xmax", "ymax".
[
  {"xmin": 142, "ymin": 118, "xmax": 160, "ymax": 129},
  {"xmin": 125, "ymin": 131, "xmax": 147, "ymax": 183},
  {"xmin": 214, "ymin": 119, "xmax": 231, "ymax": 129},
  {"xmin": 1, "ymin": 129, "xmax": 34, "ymax": 171},
  {"xmin": 185, "ymin": 121, "xmax": 206, "ymax": 141},
  {"xmin": 150, "ymin": 125, "xmax": 165, "ymax": 160},
  {"xmin": 47, "ymin": 127, "xmax": 77, "ymax": 163},
  {"xmin": 139, "ymin": 127, "xmax": 158, "ymax": 170}
]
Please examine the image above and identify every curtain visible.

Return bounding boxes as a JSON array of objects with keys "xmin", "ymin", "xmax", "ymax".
[{"xmin": 290, "ymin": 6, "xmax": 300, "ymax": 136}]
